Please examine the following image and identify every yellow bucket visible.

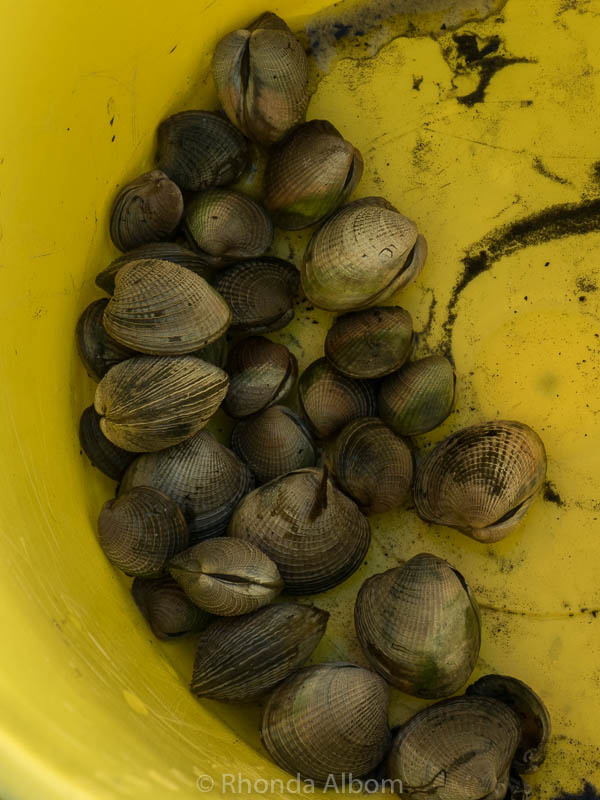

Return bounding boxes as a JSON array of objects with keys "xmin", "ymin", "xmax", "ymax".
[{"xmin": 1, "ymin": 0, "xmax": 599, "ymax": 796}]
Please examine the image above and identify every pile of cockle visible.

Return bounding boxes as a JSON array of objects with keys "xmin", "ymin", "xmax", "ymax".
[{"xmin": 76, "ymin": 11, "xmax": 550, "ymax": 798}]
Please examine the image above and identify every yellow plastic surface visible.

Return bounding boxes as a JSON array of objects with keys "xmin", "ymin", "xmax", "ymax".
[{"xmin": 1, "ymin": 0, "xmax": 600, "ymax": 797}]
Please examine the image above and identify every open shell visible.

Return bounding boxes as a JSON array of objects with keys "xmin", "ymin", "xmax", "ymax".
[
  {"xmin": 301, "ymin": 197, "xmax": 427, "ymax": 311},
  {"xmin": 132, "ymin": 576, "xmax": 212, "ymax": 639},
  {"xmin": 191, "ymin": 602, "xmax": 328, "ymax": 702},
  {"xmin": 103, "ymin": 259, "xmax": 231, "ymax": 355},
  {"xmin": 110, "ymin": 170, "xmax": 183, "ymax": 252},
  {"xmin": 76, "ymin": 298, "xmax": 136, "ymax": 380},
  {"xmin": 97, "ymin": 486, "xmax": 189, "ymax": 577},
  {"xmin": 156, "ymin": 110, "xmax": 249, "ymax": 192},
  {"xmin": 414, "ymin": 420, "xmax": 547, "ymax": 543},
  {"xmin": 261, "ymin": 663, "xmax": 390, "ymax": 784},
  {"xmin": 354, "ymin": 553, "xmax": 481, "ymax": 698},
  {"xmin": 94, "ymin": 355, "xmax": 228, "ymax": 452},
  {"xmin": 229, "ymin": 467, "xmax": 371, "ymax": 594},
  {"xmin": 119, "ymin": 431, "xmax": 254, "ymax": 542},
  {"xmin": 79, "ymin": 405, "xmax": 136, "ymax": 481}
]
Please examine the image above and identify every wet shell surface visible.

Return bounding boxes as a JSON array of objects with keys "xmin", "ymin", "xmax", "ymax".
[
  {"xmin": 79, "ymin": 405, "xmax": 136, "ymax": 481},
  {"xmin": 95, "ymin": 242, "xmax": 213, "ymax": 295},
  {"xmin": 110, "ymin": 170, "xmax": 183, "ymax": 252},
  {"xmin": 298, "ymin": 357, "xmax": 377, "ymax": 439},
  {"xmin": 231, "ymin": 405, "xmax": 316, "ymax": 484},
  {"xmin": 466, "ymin": 674, "xmax": 551, "ymax": 774},
  {"xmin": 169, "ymin": 538, "xmax": 283, "ymax": 616},
  {"xmin": 329, "ymin": 417, "xmax": 413, "ymax": 515},
  {"xmin": 301, "ymin": 197, "xmax": 427, "ymax": 311},
  {"xmin": 228, "ymin": 467, "xmax": 371, "ymax": 594},
  {"xmin": 387, "ymin": 696, "xmax": 521, "ymax": 800},
  {"xmin": 156, "ymin": 110, "xmax": 249, "ymax": 192},
  {"xmin": 94, "ymin": 355, "xmax": 229, "ymax": 452},
  {"xmin": 413, "ymin": 420, "xmax": 547, "ymax": 543},
  {"xmin": 378, "ymin": 355, "xmax": 455, "ymax": 436},
  {"xmin": 103, "ymin": 259, "xmax": 231, "ymax": 355},
  {"xmin": 261, "ymin": 663, "xmax": 391, "ymax": 784},
  {"xmin": 354, "ymin": 553, "xmax": 481, "ymax": 698},
  {"xmin": 213, "ymin": 258, "xmax": 299, "ymax": 334},
  {"xmin": 97, "ymin": 486, "xmax": 189, "ymax": 577},
  {"xmin": 224, "ymin": 337, "xmax": 297, "ymax": 418},
  {"xmin": 264, "ymin": 119, "xmax": 364, "ymax": 229},
  {"xmin": 76, "ymin": 298, "xmax": 136, "ymax": 381},
  {"xmin": 191, "ymin": 602, "xmax": 328, "ymax": 702},
  {"xmin": 325, "ymin": 306, "xmax": 414, "ymax": 379},
  {"xmin": 212, "ymin": 13, "xmax": 310, "ymax": 145},
  {"xmin": 119, "ymin": 430, "xmax": 254, "ymax": 542},
  {"xmin": 132, "ymin": 576, "xmax": 212, "ymax": 639},
  {"xmin": 184, "ymin": 189, "xmax": 273, "ymax": 264}
]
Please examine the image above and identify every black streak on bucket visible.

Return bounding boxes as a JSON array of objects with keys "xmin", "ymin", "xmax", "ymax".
[{"xmin": 553, "ymin": 783, "xmax": 600, "ymax": 800}]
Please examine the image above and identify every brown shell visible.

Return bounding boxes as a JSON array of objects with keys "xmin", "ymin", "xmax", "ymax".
[
  {"xmin": 110, "ymin": 170, "xmax": 183, "ymax": 252},
  {"xmin": 231, "ymin": 405, "xmax": 316, "ymax": 484},
  {"xmin": 378, "ymin": 355, "xmax": 455, "ymax": 436},
  {"xmin": 298, "ymin": 357, "xmax": 377, "ymax": 439},
  {"xmin": 387, "ymin": 696, "xmax": 521, "ymax": 800},
  {"xmin": 119, "ymin": 430, "xmax": 254, "ymax": 542},
  {"xmin": 301, "ymin": 197, "xmax": 427, "ymax": 311},
  {"xmin": 191, "ymin": 602, "xmax": 329, "ymax": 702},
  {"xmin": 264, "ymin": 120, "xmax": 364, "ymax": 229},
  {"xmin": 103, "ymin": 259, "xmax": 231, "ymax": 355},
  {"xmin": 261, "ymin": 663, "xmax": 390, "ymax": 784},
  {"xmin": 94, "ymin": 355, "xmax": 228, "ymax": 452},
  {"xmin": 79, "ymin": 405, "xmax": 136, "ymax": 481},
  {"xmin": 329, "ymin": 417, "xmax": 413, "ymax": 515},
  {"xmin": 213, "ymin": 257, "xmax": 299, "ymax": 334},
  {"xmin": 228, "ymin": 467, "xmax": 371, "ymax": 594},
  {"xmin": 325, "ymin": 306, "xmax": 414, "ymax": 379},
  {"xmin": 354, "ymin": 553, "xmax": 481, "ymax": 698},
  {"xmin": 212, "ymin": 14, "xmax": 309, "ymax": 145},
  {"xmin": 76, "ymin": 298, "xmax": 136, "ymax": 381},
  {"xmin": 132, "ymin": 576, "xmax": 212, "ymax": 639},
  {"xmin": 413, "ymin": 420, "xmax": 547, "ymax": 543},
  {"xmin": 184, "ymin": 189, "xmax": 273, "ymax": 264},
  {"xmin": 169, "ymin": 538, "xmax": 283, "ymax": 616},
  {"xmin": 466, "ymin": 675, "xmax": 551, "ymax": 774},
  {"xmin": 97, "ymin": 486, "xmax": 189, "ymax": 577},
  {"xmin": 224, "ymin": 337, "xmax": 297, "ymax": 418},
  {"xmin": 95, "ymin": 242, "xmax": 213, "ymax": 295},
  {"xmin": 156, "ymin": 110, "xmax": 249, "ymax": 192}
]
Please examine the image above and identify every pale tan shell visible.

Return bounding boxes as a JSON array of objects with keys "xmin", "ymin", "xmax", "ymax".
[
  {"xmin": 301, "ymin": 197, "xmax": 427, "ymax": 311},
  {"xmin": 378, "ymin": 355, "xmax": 455, "ymax": 436},
  {"xmin": 228, "ymin": 467, "xmax": 371, "ymax": 594},
  {"xmin": 103, "ymin": 259, "xmax": 231, "ymax": 355},
  {"xmin": 264, "ymin": 120, "xmax": 364, "ymax": 229},
  {"xmin": 213, "ymin": 258, "xmax": 299, "ymax": 334},
  {"xmin": 132, "ymin": 576, "xmax": 212, "ymax": 639},
  {"xmin": 119, "ymin": 430, "xmax": 254, "ymax": 542},
  {"xmin": 76, "ymin": 298, "xmax": 136, "ymax": 380},
  {"xmin": 466, "ymin": 675, "xmax": 551, "ymax": 774},
  {"xmin": 79, "ymin": 405, "xmax": 136, "ymax": 481},
  {"xmin": 325, "ymin": 306, "xmax": 414, "ymax": 379},
  {"xmin": 298, "ymin": 357, "xmax": 377, "ymax": 439},
  {"xmin": 387, "ymin": 696, "xmax": 521, "ymax": 800},
  {"xmin": 231, "ymin": 405, "xmax": 316, "ymax": 484},
  {"xmin": 96, "ymin": 242, "xmax": 213, "ymax": 295},
  {"xmin": 110, "ymin": 170, "xmax": 183, "ymax": 251},
  {"xmin": 191, "ymin": 602, "xmax": 329, "ymax": 702},
  {"xmin": 184, "ymin": 189, "xmax": 273, "ymax": 264},
  {"xmin": 212, "ymin": 13, "xmax": 309, "ymax": 145},
  {"xmin": 329, "ymin": 418, "xmax": 413, "ymax": 515},
  {"xmin": 169, "ymin": 538, "xmax": 283, "ymax": 616},
  {"xmin": 354, "ymin": 553, "xmax": 481, "ymax": 698},
  {"xmin": 414, "ymin": 420, "xmax": 547, "ymax": 543},
  {"xmin": 224, "ymin": 337, "xmax": 297, "ymax": 418},
  {"xmin": 97, "ymin": 486, "xmax": 189, "ymax": 577},
  {"xmin": 261, "ymin": 663, "xmax": 391, "ymax": 784},
  {"xmin": 94, "ymin": 356, "xmax": 228, "ymax": 452}
]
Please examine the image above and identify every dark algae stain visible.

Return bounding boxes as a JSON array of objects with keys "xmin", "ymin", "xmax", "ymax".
[
  {"xmin": 533, "ymin": 156, "xmax": 569, "ymax": 185},
  {"xmin": 553, "ymin": 783, "xmax": 600, "ymax": 800},
  {"xmin": 543, "ymin": 480, "xmax": 565, "ymax": 507}
]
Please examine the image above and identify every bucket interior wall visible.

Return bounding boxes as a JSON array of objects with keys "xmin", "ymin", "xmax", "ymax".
[{"xmin": 1, "ymin": 0, "xmax": 600, "ymax": 797}]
